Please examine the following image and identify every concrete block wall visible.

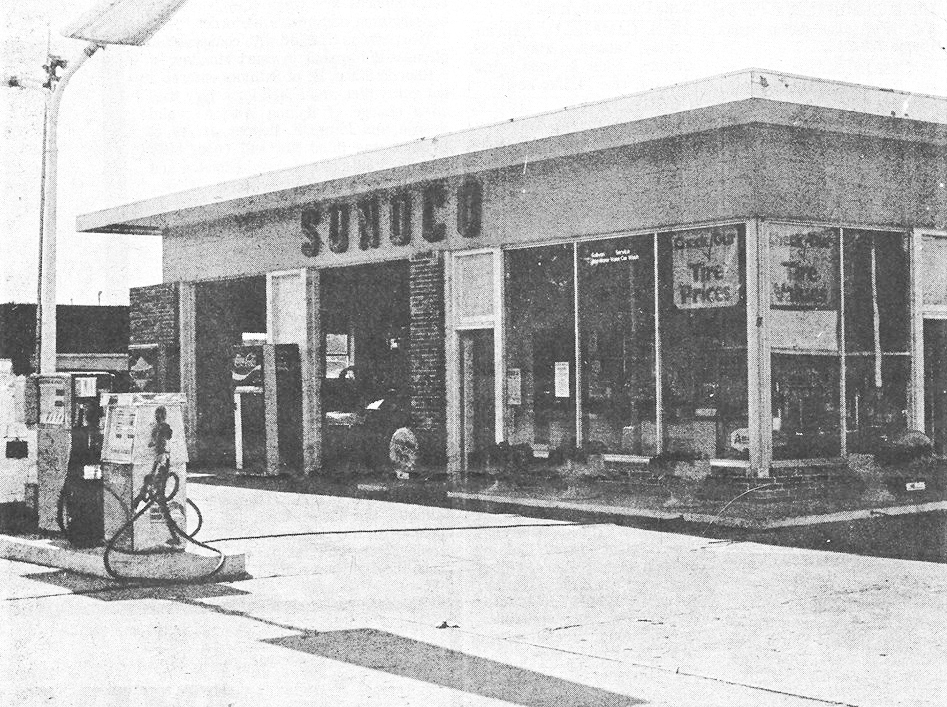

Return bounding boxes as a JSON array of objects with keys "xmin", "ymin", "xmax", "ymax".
[{"xmin": 409, "ymin": 251, "xmax": 447, "ymax": 463}]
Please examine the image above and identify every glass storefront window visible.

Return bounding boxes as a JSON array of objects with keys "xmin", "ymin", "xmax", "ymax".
[
  {"xmin": 772, "ymin": 354, "xmax": 841, "ymax": 458},
  {"xmin": 497, "ymin": 222, "xmax": 911, "ymax": 466},
  {"xmin": 843, "ymin": 230, "xmax": 910, "ymax": 452},
  {"xmin": 769, "ymin": 224, "xmax": 842, "ymax": 459},
  {"xmin": 577, "ymin": 236, "xmax": 655, "ymax": 455},
  {"xmin": 769, "ymin": 225, "xmax": 911, "ymax": 459},
  {"xmin": 505, "ymin": 244, "xmax": 576, "ymax": 450},
  {"xmin": 325, "ymin": 333, "xmax": 352, "ymax": 379},
  {"xmin": 658, "ymin": 225, "xmax": 748, "ymax": 458}
]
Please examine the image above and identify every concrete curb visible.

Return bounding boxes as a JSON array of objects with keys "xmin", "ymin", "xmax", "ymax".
[
  {"xmin": 760, "ymin": 500, "xmax": 947, "ymax": 529},
  {"xmin": 0, "ymin": 533, "xmax": 247, "ymax": 582},
  {"xmin": 447, "ymin": 491, "xmax": 947, "ymax": 530}
]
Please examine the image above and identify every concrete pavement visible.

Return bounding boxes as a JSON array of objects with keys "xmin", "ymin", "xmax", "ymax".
[{"xmin": 2, "ymin": 484, "xmax": 945, "ymax": 706}]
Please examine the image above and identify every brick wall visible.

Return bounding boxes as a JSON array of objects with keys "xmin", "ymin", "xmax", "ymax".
[
  {"xmin": 130, "ymin": 283, "xmax": 179, "ymax": 346},
  {"xmin": 129, "ymin": 283, "xmax": 179, "ymax": 391},
  {"xmin": 409, "ymin": 251, "xmax": 447, "ymax": 464}
]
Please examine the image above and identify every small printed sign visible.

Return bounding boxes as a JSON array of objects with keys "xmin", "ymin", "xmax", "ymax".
[
  {"xmin": 506, "ymin": 368, "xmax": 522, "ymax": 406},
  {"xmin": 129, "ymin": 353, "xmax": 157, "ymax": 392},
  {"xmin": 583, "ymin": 243, "xmax": 640, "ymax": 267},
  {"xmin": 554, "ymin": 361, "xmax": 570, "ymax": 398},
  {"xmin": 75, "ymin": 377, "xmax": 97, "ymax": 398},
  {"xmin": 39, "ymin": 383, "xmax": 66, "ymax": 426},
  {"xmin": 102, "ymin": 407, "xmax": 137, "ymax": 463},
  {"xmin": 231, "ymin": 345, "xmax": 264, "ymax": 389},
  {"xmin": 729, "ymin": 428, "xmax": 750, "ymax": 453}
]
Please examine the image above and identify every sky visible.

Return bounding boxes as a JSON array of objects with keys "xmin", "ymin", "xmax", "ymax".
[{"xmin": 4, "ymin": 0, "xmax": 947, "ymax": 304}]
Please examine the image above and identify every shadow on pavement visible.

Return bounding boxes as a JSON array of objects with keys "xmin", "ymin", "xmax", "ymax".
[
  {"xmin": 736, "ymin": 510, "xmax": 947, "ymax": 563},
  {"xmin": 266, "ymin": 627, "xmax": 643, "ymax": 706},
  {"xmin": 20, "ymin": 569, "xmax": 250, "ymax": 602}
]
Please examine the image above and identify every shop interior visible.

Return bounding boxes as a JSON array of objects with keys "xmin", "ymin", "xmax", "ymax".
[
  {"xmin": 320, "ymin": 261, "xmax": 410, "ymax": 469},
  {"xmin": 194, "ymin": 276, "xmax": 266, "ymax": 466},
  {"xmin": 503, "ymin": 225, "xmax": 748, "ymax": 460},
  {"xmin": 769, "ymin": 227, "xmax": 910, "ymax": 460}
]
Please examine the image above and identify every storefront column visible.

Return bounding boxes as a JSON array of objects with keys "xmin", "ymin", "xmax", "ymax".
[
  {"xmin": 493, "ymin": 249, "xmax": 505, "ymax": 444},
  {"xmin": 262, "ymin": 344, "xmax": 279, "ymax": 475},
  {"xmin": 910, "ymin": 228, "xmax": 926, "ymax": 430},
  {"xmin": 302, "ymin": 268, "xmax": 322, "ymax": 474},
  {"xmin": 410, "ymin": 251, "xmax": 447, "ymax": 465},
  {"xmin": 178, "ymin": 280, "xmax": 197, "ymax": 456},
  {"xmin": 444, "ymin": 255, "xmax": 459, "ymax": 472},
  {"xmin": 748, "ymin": 218, "xmax": 770, "ymax": 477},
  {"xmin": 446, "ymin": 249, "xmax": 504, "ymax": 473}
]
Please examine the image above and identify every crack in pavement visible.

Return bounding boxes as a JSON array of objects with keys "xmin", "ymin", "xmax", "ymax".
[
  {"xmin": 5, "ymin": 568, "xmax": 869, "ymax": 707},
  {"xmin": 205, "ymin": 521, "xmax": 589, "ymax": 543},
  {"xmin": 509, "ymin": 638, "xmax": 862, "ymax": 706},
  {"xmin": 777, "ymin": 583, "xmax": 887, "ymax": 606}
]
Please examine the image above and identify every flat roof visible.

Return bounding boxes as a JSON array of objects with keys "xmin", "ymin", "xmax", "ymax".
[{"xmin": 78, "ymin": 68, "xmax": 947, "ymax": 235}]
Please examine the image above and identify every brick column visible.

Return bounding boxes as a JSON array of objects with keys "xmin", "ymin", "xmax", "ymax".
[
  {"xmin": 179, "ymin": 282, "xmax": 197, "ymax": 457},
  {"xmin": 129, "ymin": 283, "xmax": 180, "ymax": 391},
  {"xmin": 409, "ymin": 251, "xmax": 447, "ymax": 465},
  {"xmin": 303, "ymin": 268, "xmax": 322, "ymax": 474}
]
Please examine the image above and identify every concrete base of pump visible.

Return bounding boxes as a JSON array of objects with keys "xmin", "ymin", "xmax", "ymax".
[{"xmin": 0, "ymin": 533, "xmax": 246, "ymax": 582}]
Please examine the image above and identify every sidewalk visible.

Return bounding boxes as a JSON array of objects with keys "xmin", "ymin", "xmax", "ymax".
[{"xmin": 190, "ymin": 458, "xmax": 947, "ymax": 532}]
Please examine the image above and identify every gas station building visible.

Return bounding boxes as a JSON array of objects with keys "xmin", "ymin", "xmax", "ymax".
[{"xmin": 77, "ymin": 69, "xmax": 947, "ymax": 481}]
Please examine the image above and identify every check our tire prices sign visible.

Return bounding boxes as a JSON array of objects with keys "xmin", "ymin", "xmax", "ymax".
[{"xmin": 672, "ymin": 226, "xmax": 741, "ymax": 309}]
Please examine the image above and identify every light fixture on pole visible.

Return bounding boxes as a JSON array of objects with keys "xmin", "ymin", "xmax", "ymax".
[{"xmin": 36, "ymin": 0, "xmax": 189, "ymax": 374}]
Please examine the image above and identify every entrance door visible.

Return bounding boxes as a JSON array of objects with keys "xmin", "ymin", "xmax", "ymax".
[
  {"xmin": 460, "ymin": 330, "xmax": 495, "ymax": 470},
  {"xmin": 924, "ymin": 319, "xmax": 947, "ymax": 453}
]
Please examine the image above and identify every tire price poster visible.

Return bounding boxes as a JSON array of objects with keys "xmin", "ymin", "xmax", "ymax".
[
  {"xmin": 671, "ymin": 226, "xmax": 741, "ymax": 309},
  {"xmin": 769, "ymin": 225, "xmax": 838, "ymax": 310},
  {"xmin": 768, "ymin": 224, "xmax": 839, "ymax": 352}
]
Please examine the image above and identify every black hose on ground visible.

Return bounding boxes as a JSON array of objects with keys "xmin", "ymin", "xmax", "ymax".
[{"xmin": 101, "ymin": 457, "xmax": 225, "ymax": 583}]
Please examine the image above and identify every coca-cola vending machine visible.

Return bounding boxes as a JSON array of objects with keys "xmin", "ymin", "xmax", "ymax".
[
  {"xmin": 231, "ymin": 344, "xmax": 265, "ymax": 471},
  {"xmin": 231, "ymin": 343, "xmax": 302, "ymax": 474}
]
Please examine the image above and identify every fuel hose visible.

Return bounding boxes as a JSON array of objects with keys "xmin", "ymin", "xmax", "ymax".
[{"xmin": 100, "ymin": 457, "xmax": 225, "ymax": 583}]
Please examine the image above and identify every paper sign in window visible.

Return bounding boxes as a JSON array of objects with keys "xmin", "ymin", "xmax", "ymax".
[
  {"xmin": 770, "ymin": 225, "xmax": 838, "ymax": 310},
  {"xmin": 506, "ymin": 368, "xmax": 521, "ymax": 405},
  {"xmin": 769, "ymin": 224, "xmax": 840, "ymax": 352},
  {"xmin": 554, "ymin": 361, "xmax": 570, "ymax": 398},
  {"xmin": 671, "ymin": 226, "xmax": 741, "ymax": 309}
]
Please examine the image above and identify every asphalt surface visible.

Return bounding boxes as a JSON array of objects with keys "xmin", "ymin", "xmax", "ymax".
[{"xmin": 739, "ymin": 511, "xmax": 947, "ymax": 564}]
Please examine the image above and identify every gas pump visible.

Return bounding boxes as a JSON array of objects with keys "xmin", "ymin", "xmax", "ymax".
[
  {"xmin": 35, "ymin": 373, "xmax": 114, "ymax": 545},
  {"xmin": 98, "ymin": 392, "xmax": 225, "ymax": 581},
  {"xmin": 26, "ymin": 380, "xmax": 228, "ymax": 581},
  {"xmin": 99, "ymin": 393, "xmax": 189, "ymax": 551}
]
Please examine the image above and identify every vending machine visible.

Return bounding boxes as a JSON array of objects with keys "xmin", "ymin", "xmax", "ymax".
[
  {"xmin": 231, "ymin": 344, "xmax": 265, "ymax": 471},
  {"xmin": 99, "ymin": 392, "xmax": 189, "ymax": 551},
  {"xmin": 231, "ymin": 343, "xmax": 302, "ymax": 474}
]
